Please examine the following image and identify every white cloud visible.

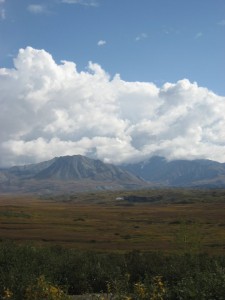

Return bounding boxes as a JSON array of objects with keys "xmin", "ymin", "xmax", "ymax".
[
  {"xmin": 195, "ymin": 32, "xmax": 203, "ymax": 39},
  {"xmin": 0, "ymin": 8, "xmax": 5, "ymax": 19},
  {"xmin": 61, "ymin": 0, "xmax": 99, "ymax": 7},
  {"xmin": 0, "ymin": 46, "xmax": 225, "ymax": 167},
  {"xmin": 135, "ymin": 33, "xmax": 148, "ymax": 41},
  {"xmin": 0, "ymin": 0, "xmax": 5, "ymax": 20},
  {"xmin": 218, "ymin": 19, "xmax": 225, "ymax": 26},
  {"xmin": 27, "ymin": 4, "xmax": 47, "ymax": 14},
  {"xmin": 97, "ymin": 40, "xmax": 106, "ymax": 46}
]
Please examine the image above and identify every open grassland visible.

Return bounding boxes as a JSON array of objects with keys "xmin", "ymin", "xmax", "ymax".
[
  {"xmin": 0, "ymin": 189, "xmax": 225, "ymax": 253},
  {"xmin": 1, "ymin": 189, "xmax": 225, "ymax": 299}
]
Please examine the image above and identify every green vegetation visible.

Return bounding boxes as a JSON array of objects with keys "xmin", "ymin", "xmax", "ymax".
[
  {"xmin": 0, "ymin": 189, "xmax": 225, "ymax": 299},
  {"xmin": 0, "ymin": 242, "xmax": 225, "ymax": 299},
  {"xmin": 25, "ymin": 275, "xmax": 70, "ymax": 300}
]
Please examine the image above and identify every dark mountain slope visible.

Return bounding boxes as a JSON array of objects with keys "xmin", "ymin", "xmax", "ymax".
[
  {"xmin": 122, "ymin": 156, "xmax": 225, "ymax": 187},
  {"xmin": 1, "ymin": 155, "xmax": 225, "ymax": 194},
  {"xmin": 0, "ymin": 155, "xmax": 145, "ymax": 194},
  {"xmin": 35, "ymin": 155, "xmax": 140, "ymax": 182},
  {"xmin": 8, "ymin": 157, "xmax": 57, "ymax": 179}
]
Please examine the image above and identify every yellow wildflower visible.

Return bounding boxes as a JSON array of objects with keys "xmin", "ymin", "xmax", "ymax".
[
  {"xmin": 134, "ymin": 282, "xmax": 147, "ymax": 299},
  {"xmin": 2, "ymin": 288, "xmax": 13, "ymax": 299}
]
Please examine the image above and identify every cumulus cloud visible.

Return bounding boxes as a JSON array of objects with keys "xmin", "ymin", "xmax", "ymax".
[
  {"xmin": 0, "ymin": 46, "xmax": 225, "ymax": 167},
  {"xmin": 97, "ymin": 40, "xmax": 106, "ymax": 46}
]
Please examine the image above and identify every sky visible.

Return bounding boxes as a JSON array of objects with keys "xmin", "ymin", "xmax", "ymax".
[{"xmin": 0, "ymin": 0, "xmax": 225, "ymax": 167}]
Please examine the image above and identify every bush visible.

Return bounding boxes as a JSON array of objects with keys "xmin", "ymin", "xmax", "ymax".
[
  {"xmin": 0, "ymin": 241, "xmax": 225, "ymax": 299},
  {"xmin": 25, "ymin": 275, "xmax": 70, "ymax": 300}
]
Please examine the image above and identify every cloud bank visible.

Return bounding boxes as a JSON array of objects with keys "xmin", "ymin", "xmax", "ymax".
[{"xmin": 0, "ymin": 47, "xmax": 225, "ymax": 166}]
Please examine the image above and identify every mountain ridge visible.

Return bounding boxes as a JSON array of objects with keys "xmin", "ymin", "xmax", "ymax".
[
  {"xmin": 1, "ymin": 155, "xmax": 225, "ymax": 194},
  {"xmin": 0, "ymin": 155, "xmax": 145, "ymax": 194},
  {"xmin": 122, "ymin": 156, "xmax": 225, "ymax": 188}
]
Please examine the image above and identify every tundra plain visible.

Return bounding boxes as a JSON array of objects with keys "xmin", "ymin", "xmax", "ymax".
[{"xmin": 0, "ymin": 189, "xmax": 225, "ymax": 254}]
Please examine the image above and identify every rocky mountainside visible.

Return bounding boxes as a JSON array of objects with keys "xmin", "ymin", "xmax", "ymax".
[
  {"xmin": 1, "ymin": 155, "xmax": 225, "ymax": 194},
  {"xmin": 7, "ymin": 157, "xmax": 58, "ymax": 179},
  {"xmin": 0, "ymin": 155, "xmax": 145, "ymax": 194},
  {"xmin": 34, "ymin": 155, "xmax": 139, "ymax": 181},
  {"xmin": 122, "ymin": 156, "xmax": 225, "ymax": 187}
]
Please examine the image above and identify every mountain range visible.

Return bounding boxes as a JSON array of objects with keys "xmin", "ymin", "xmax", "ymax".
[
  {"xmin": 122, "ymin": 156, "xmax": 225, "ymax": 188},
  {"xmin": 0, "ymin": 155, "xmax": 225, "ymax": 194},
  {"xmin": 0, "ymin": 155, "xmax": 145, "ymax": 194}
]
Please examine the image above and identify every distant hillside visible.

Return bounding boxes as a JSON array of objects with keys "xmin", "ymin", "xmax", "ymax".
[
  {"xmin": 1, "ymin": 155, "xmax": 225, "ymax": 194},
  {"xmin": 0, "ymin": 155, "xmax": 145, "ymax": 194},
  {"xmin": 34, "ymin": 155, "xmax": 139, "ymax": 182},
  {"xmin": 122, "ymin": 156, "xmax": 225, "ymax": 188},
  {"xmin": 8, "ymin": 157, "xmax": 57, "ymax": 179}
]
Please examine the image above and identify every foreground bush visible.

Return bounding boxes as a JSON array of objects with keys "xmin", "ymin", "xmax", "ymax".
[{"xmin": 0, "ymin": 241, "xmax": 225, "ymax": 299}]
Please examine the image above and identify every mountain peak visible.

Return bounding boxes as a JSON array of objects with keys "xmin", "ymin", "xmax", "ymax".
[
  {"xmin": 0, "ymin": 155, "xmax": 145, "ymax": 194},
  {"xmin": 33, "ymin": 155, "xmax": 142, "ymax": 183}
]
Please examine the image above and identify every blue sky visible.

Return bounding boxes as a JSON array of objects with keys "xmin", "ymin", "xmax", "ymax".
[
  {"xmin": 1, "ymin": 0, "xmax": 225, "ymax": 95},
  {"xmin": 0, "ymin": 0, "xmax": 225, "ymax": 166}
]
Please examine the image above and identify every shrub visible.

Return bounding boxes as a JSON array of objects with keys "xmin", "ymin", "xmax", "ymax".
[{"xmin": 25, "ymin": 275, "xmax": 70, "ymax": 300}]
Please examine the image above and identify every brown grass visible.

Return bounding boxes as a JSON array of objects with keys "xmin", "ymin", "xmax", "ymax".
[{"xmin": 0, "ymin": 190, "xmax": 225, "ymax": 253}]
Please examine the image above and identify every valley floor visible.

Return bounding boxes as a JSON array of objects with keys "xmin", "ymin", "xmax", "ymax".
[{"xmin": 0, "ymin": 189, "xmax": 225, "ymax": 254}]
